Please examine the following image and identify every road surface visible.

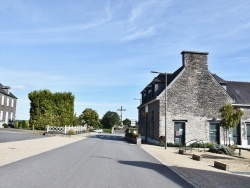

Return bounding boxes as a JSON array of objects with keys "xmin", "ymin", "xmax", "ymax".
[
  {"xmin": 0, "ymin": 129, "xmax": 44, "ymax": 143},
  {"xmin": 0, "ymin": 133, "xmax": 193, "ymax": 188}
]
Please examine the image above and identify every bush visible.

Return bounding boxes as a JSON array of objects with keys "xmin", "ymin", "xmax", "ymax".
[
  {"xmin": 208, "ymin": 144, "xmax": 234, "ymax": 155},
  {"xmin": 67, "ymin": 129, "xmax": 76, "ymax": 135},
  {"xmin": 103, "ymin": 129, "xmax": 111, "ymax": 133},
  {"xmin": 3, "ymin": 123, "xmax": 8, "ymax": 128},
  {"xmin": 14, "ymin": 121, "xmax": 19, "ymax": 129},
  {"xmin": 125, "ymin": 132, "xmax": 140, "ymax": 138}
]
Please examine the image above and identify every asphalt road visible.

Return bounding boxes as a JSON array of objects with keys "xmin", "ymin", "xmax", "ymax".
[
  {"xmin": 0, "ymin": 129, "xmax": 45, "ymax": 143},
  {"xmin": 0, "ymin": 134, "xmax": 193, "ymax": 188}
]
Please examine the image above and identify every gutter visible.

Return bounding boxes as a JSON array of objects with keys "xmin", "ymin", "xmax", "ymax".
[
  {"xmin": 232, "ymin": 104, "xmax": 250, "ymax": 107},
  {"xmin": 137, "ymin": 98, "xmax": 160, "ymax": 109}
]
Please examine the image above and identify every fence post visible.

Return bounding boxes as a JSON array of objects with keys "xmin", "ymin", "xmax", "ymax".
[
  {"xmin": 64, "ymin": 126, "xmax": 67, "ymax": 134},
  {"xmin": 46, "ymin": 125, "xmax": 49, "ymax": 133}
]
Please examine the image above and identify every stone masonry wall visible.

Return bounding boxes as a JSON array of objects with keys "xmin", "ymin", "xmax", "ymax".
[
  {"xmin": 158, "ymin": 52, "xmax": 233, "ymax": 143},
  {"xmin": 138, "ymin": 101, "xmax": 160, "ymax": 142},
  {"xmin": 240, "ymin": 107, "xmax": 250, "ymax": 144}
]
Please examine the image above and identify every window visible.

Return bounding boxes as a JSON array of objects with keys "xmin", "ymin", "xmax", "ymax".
[
  {"xmin": 155, "ymin": 84, "xmax": 158, "ymax": 92},
  {"xmin": 11, "ymin": 99, "xmax": 14, "ymax": 107},
  {"xmin": 0, "ymin": 111, "xmax": 3, "ymax": 121},
  {"xmin": 210, "ymin": 123, "xmax": 220, "ymax": 144},
  {"xmin": 174, "ymin": 122, "xmax": 185, "ymax": 145},
  {"xmin": 7, "ymin": 97, "xmax": 9, "ymax": 106},
  {"xmin": 10, "ymin": 112, "xmax": 13, "ymax": 121},
  {"xmin": 1, "ymin": 96, "xmax": 4, "ymax": 105},
  {"xmin": 5, "ymin": 111, "xmax": 8, "ymax": 123}
]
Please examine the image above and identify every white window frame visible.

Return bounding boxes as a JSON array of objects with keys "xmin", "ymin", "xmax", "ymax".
[
  {"xmin": 7, "ymin": 97, "xmax": 9, "ymax": 106},
  {"xmin": 5, "ymin": 111, "xmax": 8, "ymax": 123},
  {"xmin": 155, "ymin": 84, "xmax": 159, "ymax": 92},
  {"xmin": 0, "ymin": 111, "xmax": 3, "ymax": 121},
  {"xmin": 1, "ymin": 96, "xmax": 4, "ymax": 105},
  {"xmin": 10, "ymin": 112, "xmax": 13, "ymax": 121},
  {"xmin": 11, "ymin": 99, "xmax": 14, "ymax": 107}
]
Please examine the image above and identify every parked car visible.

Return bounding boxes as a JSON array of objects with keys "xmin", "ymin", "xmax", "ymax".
[{"xmin": 93, "ymin": 129, "xmax": 103, "ymax": 133}]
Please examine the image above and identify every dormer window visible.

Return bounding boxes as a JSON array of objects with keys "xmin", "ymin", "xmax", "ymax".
[{"xmin": 155, "ymin": 84, "xmax": 159, "ymax": 92}]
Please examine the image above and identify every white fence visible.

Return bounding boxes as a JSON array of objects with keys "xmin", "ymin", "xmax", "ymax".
[{"xmin": 46, "ymin": 125, "xmax": 87, "ymax": 134}]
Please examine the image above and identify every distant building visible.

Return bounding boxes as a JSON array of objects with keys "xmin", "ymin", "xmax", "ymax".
[
  {"xmin": 0, "ymin": 84, "xmax": 18, "ymax": 127},
  {"xmin": 138, "ymin": 51, "xmax": 250, "ymax": 147}
]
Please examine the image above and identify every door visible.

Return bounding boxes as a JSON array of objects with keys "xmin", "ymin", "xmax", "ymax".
[
  {"xmin": 247, "ymin": 124, "xmax": 250, "ymax": 145},
  {"xmin": 233, "ymin": 123, "xmax": 240, "ymax": 145},
  {"xmin": 174, "ymin": 122, "xmax": 185, "ymax": 145},
  {"xmin": 210, "ymin": 123, "xmax": 220, "ymax": 144}
]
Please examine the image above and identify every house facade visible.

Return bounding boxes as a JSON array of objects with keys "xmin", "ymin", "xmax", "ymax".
[
  {"xmin": 0, "ymin": 84, "xmax": 18, "ymax": 127},
  {"xmin": 138, "ymin": 51, "xmax": 250, "ymax": 147}
]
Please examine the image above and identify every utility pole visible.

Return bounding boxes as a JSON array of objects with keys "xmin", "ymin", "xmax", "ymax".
[{"xmin": 117, "ymin": 106, "xmax": 126, "ymax": 125}]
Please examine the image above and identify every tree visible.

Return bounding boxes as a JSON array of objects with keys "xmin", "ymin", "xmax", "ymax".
[
  {"xmin": 102, "ymin": 111, "xmax": 120, "ymax": 129},
  {"xmin": 123, "ymin": 118, "xmax": 131, "ymax": 127},
  {"xmin": 29, "ymin": 90, "xmax": 75, "ymax": 130},
  {"xmin": 78, "ymin": 108, "xmax": 100, "ymax": 128},
  {"xmin": 219, "ymin": 104, "xmax": 243, "ymax": 145}
]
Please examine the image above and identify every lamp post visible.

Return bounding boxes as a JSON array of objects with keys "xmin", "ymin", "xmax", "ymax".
[
  {"xmin": 151, "ymin": 71, "xmax": 167, "ymax": 149},
  {"xmin": 133, "ymin": 98, "xmax": 142, "ymax": 104}
]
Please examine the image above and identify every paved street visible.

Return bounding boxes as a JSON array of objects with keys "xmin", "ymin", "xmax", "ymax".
[
  {"xmin": 0, "ymin": 134, "xmax": 193, "ymax": 188},
  {"xmin": 0, "ymin": 129, "xmax": 44, "ymax": 143}
]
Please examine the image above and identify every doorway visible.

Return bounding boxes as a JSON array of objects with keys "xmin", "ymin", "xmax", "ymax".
[
  {"xmin": 247, "ymin": 123, "xmax": 250, "ymax": 145},
  {"xmin": 210, "ymin": 123, "xmax": 220, "ymax": 144},
  {"xmin": 174, "ymin": 122, "xmax": 185, "ymax": 145},
  {"xmin": 233, "ymin": 123, "xmax": 240, "ymax": 145}
]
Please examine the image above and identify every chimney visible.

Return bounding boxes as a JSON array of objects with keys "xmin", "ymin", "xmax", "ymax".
[
  {"xmin": 2, "ymin": 86, "xmax": 10, "ymax": 94},
  {"xmin": 181, "ymin": 51, "xmax": 209, "ymax": 71}
]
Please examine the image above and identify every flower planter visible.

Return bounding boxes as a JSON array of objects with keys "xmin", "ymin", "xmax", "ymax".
[{"xmin": 125, "ymin": 136, "xmax": 141, "ymax": 145}]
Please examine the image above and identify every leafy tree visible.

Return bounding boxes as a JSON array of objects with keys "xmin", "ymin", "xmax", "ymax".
[
  {"xmin": 78, "ymin": 108, "xmax": 100, "ymax": 128},
  {"xmin": 21, "ymin": 120, "xmax": 27, "ymax": 129},
  {"xmin": 123, "ymin": 118, "xmax": 131, "ymax": 127},
  {"xmin": 29, "ymin": 90, "xmax": 75, "ymax": 130},
  {"xmin": 219, "ymin": 104, "xmax": 243, "ymax": 145},
  {"xmin": 102, "ymin": 111, "xmax": 120, "ymax": 129},
  {"xmin": 73, "ymin": 113, "xmax": 81, "ymax": 126}
]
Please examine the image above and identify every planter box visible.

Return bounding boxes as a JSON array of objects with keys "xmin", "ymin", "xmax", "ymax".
[{"xmin": 125, "ymin": 136, "xmax": 141, "ymax": 145}]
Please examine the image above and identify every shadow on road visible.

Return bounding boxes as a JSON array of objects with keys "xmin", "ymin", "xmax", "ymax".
[
  {"xmin": 118, "ymin": 160, "xmax": 250, "ymax": 188},
  {"xmin": 89, "ymin": 134, "xmax": 128, "ymax": 143},
  {"xmin": 118, "ymin": 160, "xmax": 194, "ymax": 187}
]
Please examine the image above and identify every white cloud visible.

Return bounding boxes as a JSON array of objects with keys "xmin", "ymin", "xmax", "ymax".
[
  {"xmin": 11, "ymin": 85, "xmax": 26, "ymax": 90},
  {"xmin": 124, "ymin": 27, "xmax": 155, "ymax": 41}
]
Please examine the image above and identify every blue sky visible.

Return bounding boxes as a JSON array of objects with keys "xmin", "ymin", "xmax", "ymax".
[{"xmin": 1, "ymin": 0, "xmax": 250, "ymax": 121}]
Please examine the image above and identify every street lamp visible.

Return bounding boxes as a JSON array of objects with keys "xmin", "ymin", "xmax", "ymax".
[
  {"xmin": 133, "ymin": 98, "xmax": 142, "ymax": 104},
  {"xmin": 151, "ymin": 71, "xmax": 167, "ymax": 149}
]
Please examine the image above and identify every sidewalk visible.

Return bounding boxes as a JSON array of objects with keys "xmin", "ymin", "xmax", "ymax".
[{"xmin": 141, "ymin": 144, "xmax": 250, "ymax": 188}]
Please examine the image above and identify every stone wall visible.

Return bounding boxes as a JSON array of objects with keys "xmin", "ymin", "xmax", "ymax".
[
  {"xmin": 158, "ymin": 52, "xmax": 233, "ymax": 143},
  {"xmin": 240, "ymin": 107, "xmax": 250, "ymax": 145},
  {"xmin": 138, "ymin": 100, "xmax": 160, "ymax": 142}
]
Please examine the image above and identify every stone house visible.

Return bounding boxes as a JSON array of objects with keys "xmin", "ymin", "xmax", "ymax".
[
  {"xmin": 138, "ymin": 51, "xmax": 250, "ymax": 147},
  {"xmin": 0, "ymin": 84, "xmax": 18, "ymax": 127}
]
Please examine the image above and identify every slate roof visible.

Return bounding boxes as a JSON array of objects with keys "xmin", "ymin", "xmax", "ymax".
[
  {"xmin": 226, "ymin": 81, "xmax": 250, "ymax": 104},
  {"xmin": 212, "ymin": 74, "xmax": 227, "ymax": 85},
  {"xmin": 141, "ymin": 66, "xmax": 184, "ymax": 94},
  {"xmin": 0, "ymin": 83, "xmax": 18, "ymax": 99},
  {"xmin": 212, "ymin": 75, "xmax": 250, "ymax": 105},
  {"xmin": 141, "ymin": 68, "xmax": 250, "ymax": 106}
]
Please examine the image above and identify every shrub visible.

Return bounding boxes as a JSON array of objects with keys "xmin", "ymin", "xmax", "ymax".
[
  {"xmin": 14, "ymin": 121, "xmax": 19, "ymax": 129},
  {"xmin": 125, "ymin": 132, "xmax": 140, "ymax": 138},
  {"xmin": 3, "ymin": 123, "xmax": 8, "ymax": 128},
  {"xmin": 103, "ymin": 129, "xmax": 111, "ymax": 133},
  {"xmin": 208, "ymin": 144, "xmax": 234, "ymax": 155},
  {"xmin": 8, "ymin": 124, "xmax": 14, "ymax": 128},
  {"xmin": 67, "ymin": 129, "xmax": 76, "ymax": 135}
]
